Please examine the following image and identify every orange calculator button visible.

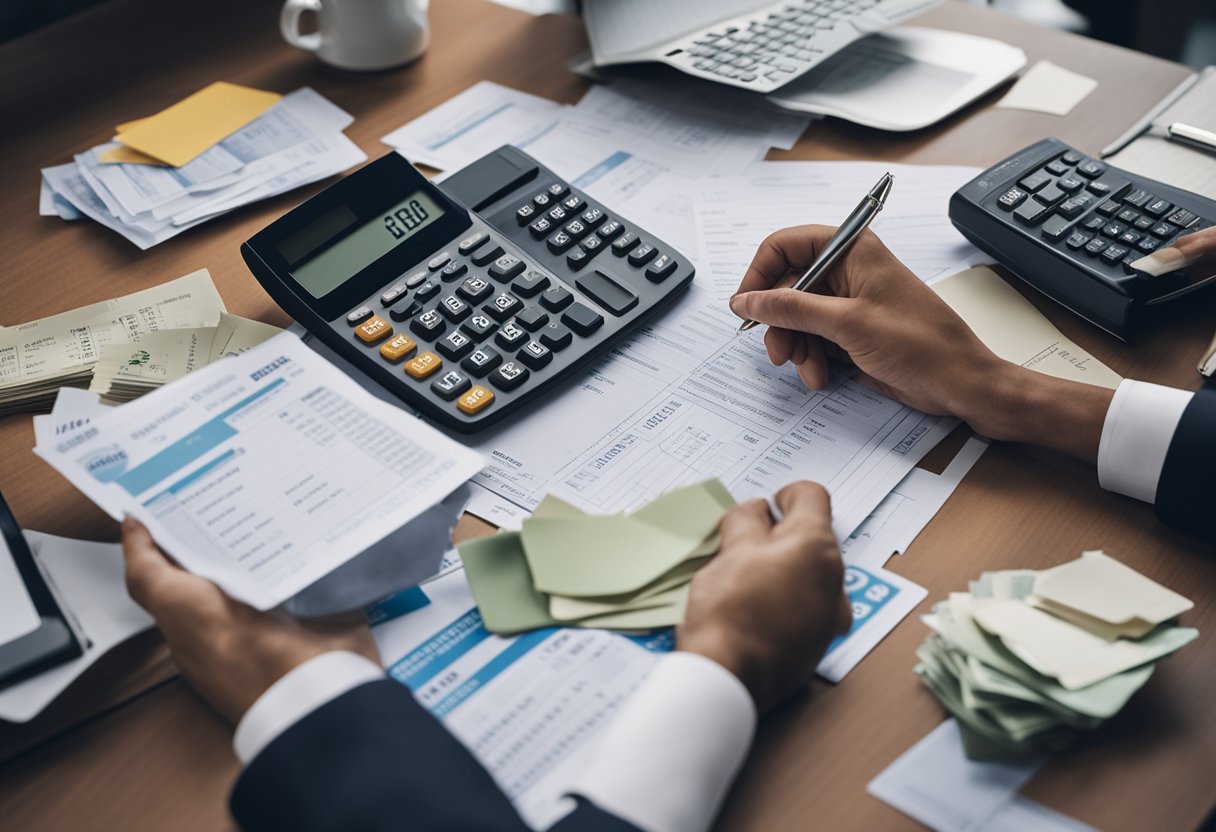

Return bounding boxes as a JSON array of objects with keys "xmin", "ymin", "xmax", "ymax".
[
  {"xmin": 404, "ymin": 351, "xmax": 442, "ymax": 379},
  {"xmin": 355, "ymin": 315, "xmax": 393, "ymax": 344},
  {"xmin": 456, "ymin": 385, "xmax": 495, "ymax": 415},
  {"xmin": 379, "ymin": 333, "xmax": 417, "ymax": 363}
]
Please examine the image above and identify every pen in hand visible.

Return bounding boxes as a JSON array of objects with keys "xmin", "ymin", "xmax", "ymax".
[{"xmin": 737, "ymin": 172, "xmax": 893, "ymax": 333}]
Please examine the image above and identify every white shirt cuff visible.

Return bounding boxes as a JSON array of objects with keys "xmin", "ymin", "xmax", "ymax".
[
  {"xmin": 1097, "ymin": 379, "xmax": 1193, "ymax": 503},
  {"xmin": 233, "ymin": 650, "xmax": 385, "ymax": 764},
  {"xmin": 569, "ymin": 651, "xmax": 757, "ymax": 832}
]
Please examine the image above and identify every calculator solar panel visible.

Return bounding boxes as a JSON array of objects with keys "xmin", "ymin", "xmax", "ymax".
[
  {"xmin": 949, "ymin": 137, "xmax": 1216, "ymax": 339},
  {"xmin": 242, "ymin": 147, "xmax": 694, "ymax": 432}
]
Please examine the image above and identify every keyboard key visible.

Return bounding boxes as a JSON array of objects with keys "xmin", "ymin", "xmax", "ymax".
[
  {"xmin": 461, "ymin": 313, "xmax": 497, "ymax": 341},
  {"xmin": 1056, "ymin": 196, "xmax": 1090, "ymax": 219},
  {"xmin": 997, "ymin": 187, "xmax": 1027, "ymax": 210},
  {"xmin": 546, "ymin": 182, "xmax": 569, "ymax": 199},
  {"xmin": 581, "ymin": 207, "xmax": 606, "ymax": 227},
  {"xmin": 441, "ymin": 260, "xmax": 468, "ymax": 282},
  {"xmin": 438, "ymin": 295, "xmax": 471, "ymax": 322},
  {"xmin": 512, "ymin": 270, "xmax": 550, "ymax": 298},
  {"xmin": 561, "ymin": 195, "xmax": 585, "ymax": 212},
  {"xmin": 431, "ymin": 370, "xmax": 472, "ymax": 401},
  {"xmin": 1150, "ymin": 222, "xmax": 1177, "ymax": 239},
  {"xmin": 1013, "ymin": 199, "xmax": 1050, "ymax": 225},
  {"xmin": 547, "ymin": 231, "xmax": 575, "ymax": 253},
  {"xmin": 462, "ymin": 347, "xmax": 503, "ymax": 377},
  {"xmin": 564, "ymin": 219, "xmax": 589, "ymax": 239},
  {"xmin": 1041, "ymin": 214, "xmax": 1072, "ymax": 242},
  {"xmin": 541, "ymin": 286, "xmax": 574, "ymax": 312},
  {"xmin": 1116, "ymin": 208, "xmax": 1140, "ymax": 224},
  {"xmin": 1100, "ymin": 244, "xmax": 1130, "ymax": 264},
  {"xmin": 1123, "ymin": 189, "xmax": 1151, "ymax": 207},
  {"xmin": 346, "ymin": 306, "xmax": 373, "ymax": 325},
  {"xmin": 436, "ymin": 330, "xmax": 474, "ymax": 360},
  {"xmin": 532, "ymin": 192, "xmax": 552, "ymax": 208},
  {"xmin": 576, "ymin": 270, "xmax": 638, "ymax": 316},
  {"xmin": 489, "ymin": 254, "xmax": 526, "ymax": 282},
  {"xmin": 471, "ymin": 245, "xmax": 505, "ymax": 267},
  {"xmin": 411, "ymin": 309, "xmax": 446, "ymax": 338},
  {"xmin": 1136, "ymin": 236, "xmax": 1161, "ymax": 253},
  {"xmin": 1064, "ymin": 231, "xmax": 1091, "ymax": 250},
  {"xmin": 457, "ymin": 277, "xmax": 493, "ymax": 304},
  {"xmin": 1062, "ymin": 150, "xmax": 1082, "ymax": 164},
  {"xmin": 1057, "ymin": 175, "xmax": 1084, "ymax": 193},
  {"xmin": 404, "ymin": 351, "xmax": 442, "ymax": 380},
  {"xmin": 1133, "ymin": 216, "xmax": 1155, "ymax": 231},
  {"xmin": 518, "ymin": 341, "xmax": 552, "ymax": 369},
  {"xmin": 1086, "ymin": 180, "xmax": 1113, "ymax": 197},
  {"xmin": 1102, "ymin": 222, "xmax": 1125, "ymax": 238},
  {"xmin": 379, "ymin": 333, "xmax": 417, "ymax": 363},
  {"xmin": 1045, "ymin": 159, "xmax": 1069, "ymax": 176},
  {"xmin": 1096, "ymin": 199, "xmax": 1122, "ymax": 217},
  {"xmin": 389, "ymin": 299, "xmax": 422, "ymax": 323},
  {"xmin": 567, "ymin": 248, "xmax": 590, "ymax": 270},
  {"xmin": 1166, "ymin": 208, "xmax": 1198, "ymax": 227},
  {"xmin": 427, "ymin": 251, "xmax": 451, "ymax": 271},
  {"xmin": 1118, "ymin": 230, "xmax": 1142, "ymax": 246},
  {"xmin": 515, "ymin": 306, "xmax": 549, "ymax": 331},
  {"xmin": 415, "ymin": 280, "xmax": 440, "ymax": 302},
  {"xmin": 1081, "ymin": 215, "xmax": 1106, "ymax": 231},
  {"xmin": 458, "ymin": 232, "xmax": 489, "ymax": 255},
  {"xmin": 628, "ymin": 243, "xmax": 658, "ymax": 266},
  {"xmin": 529, "ymin": 217, "xmax": 554, "ymax": 239},
  {"xmin": 490, "ymin": 361, "xmax": 529, "ymax": 391},
  {"xmin": 404, "ymin": 270, "xmax": 429, "ymax": 289},
  {"xmin": 355, "ymin": 316, "xmax": 393, "ymax": 344},
  {"xmin": 1144, "ymin": 198, "xmax": 1172, "ymax": 218},
  {"xmin": 1077, "ymin": 159, "xmax": 1106, "ymax": 178},
  {"xmin": 611, "ymin": 231, "xmax": 640, "ymax": 255},
  {"xmin": 1122, "ymin": 250, "xmax": 1145, "ymax": 273},
  {"xmin": 539, "ymin": 322, "xmax": 573, "ymax": 352},
  {"xmin": 1034, "ymin": 185, "xmax": 1066, "ymax": 207},
  {"xmin": 456, "ymin": 385, "xmax": 495, "ymax": 416},
  {"xmin": 547, "ymin": 205, "xmax": 569, "ymax": 224},
  {"xmin": 485, "ymin": 292, "xmax": 523, "ymax": 321},
  {"xmin": 1083, "ymin": 237, "xmax": 1108, "ymax": 256},
  {"xmin": 580, "ymin": 235, "xmax": 605, "ymax": 256},
  {"xmin": 562, "ymin": 302, "xmax": 605, "ymax": 336},
  {"xmin": 1018, "ymin": 171, "xmax": 1052, "ymax": 192},
  {"xmin": 496, "ymin": 321, "xmax": 529, "ymax": 351},
  {"xmin": 646, "ymin": 253, "xmax": 678, "ymax": 282},
  {"xmin": 597, "ymin": 220, "xmax": 625, "ymax": 240},
  {"xmin": 380, "ymin": 283, "xmax": 408, "ymax": 306},
  {"xmin": 516, "ymin": 204, "xmax": 536, "ymax": 224}
]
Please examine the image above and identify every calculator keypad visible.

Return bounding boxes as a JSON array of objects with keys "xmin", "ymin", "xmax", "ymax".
[{"xmin": 340, "ymin": 169, "xmax": 690, "ymax": 425}]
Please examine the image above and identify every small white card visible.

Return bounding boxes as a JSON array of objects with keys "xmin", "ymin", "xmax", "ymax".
[{"xmin": 996, "ymin": 60, "xmax": 1097, "ymax": 116}]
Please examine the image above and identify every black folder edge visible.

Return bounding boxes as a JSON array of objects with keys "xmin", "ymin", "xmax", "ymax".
[{"xmin": 0, "ymin": 492, "xmax": 83, "ymax": 691}]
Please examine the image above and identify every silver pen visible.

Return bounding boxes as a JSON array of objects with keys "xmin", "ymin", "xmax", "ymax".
[{"xmin": 737, "ymin": 171, "xmax": 893, "ymax": 334}]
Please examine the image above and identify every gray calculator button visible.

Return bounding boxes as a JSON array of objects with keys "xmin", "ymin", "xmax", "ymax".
[
  {"xmin": 431, "ymin": 370, "xmax": 472, "ymax": 400},
  {"xmin": 346, "ymin": 306, "xmax": 373, "ymax": 325},
  {"xmin": 380, "ymin": 284, "xmax": 408, "ymax": 306},
  {"xmin": 405, "ymin": 270, "xmax": 429, "ymax": 288},
  {"xmin": 490, "ymin": 361, "xmax": 529, "ymax": 391},
  {"xmin": 428, "ymin": 252, "xmax": 452, "ymax": 271},
  {"xmin": 496, "ymin": 321, "xmax": 528, "ymax": 350}
]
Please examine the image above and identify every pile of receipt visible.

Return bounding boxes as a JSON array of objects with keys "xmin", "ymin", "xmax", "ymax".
[
  {"xmin": 38, "ymin": 83, "xmax": 366, "ymax": 249},
  {"xmin": 917, "ymin": 551, "xmax": 1197, "ymax": 759}
]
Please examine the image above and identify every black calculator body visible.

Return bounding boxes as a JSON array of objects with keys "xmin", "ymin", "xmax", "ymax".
[
  {"xmin": 949, "ymin": 137, "xmax": 1216, "ymax": 340},
  {"xmin": 241, "ymin": 147, "xmax": 694, "ymax": 432}
]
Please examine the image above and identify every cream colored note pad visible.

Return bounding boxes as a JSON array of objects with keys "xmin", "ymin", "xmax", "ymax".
[
  {"xmin": 932, "ymin": 266, "xmax": 1121, "ymax": 389},
  {"xmin": 996, "ymin": 60, "xmax": 1097, "ymax": 116},
  {"xmin": 114, "ymin": 82, "xmax": 281, "ymax": 167}
]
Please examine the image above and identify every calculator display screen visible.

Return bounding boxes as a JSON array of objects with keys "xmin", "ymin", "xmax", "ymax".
[{"xmin": 288, "ymin": 191, "xmax": 445, "ymax": 298}]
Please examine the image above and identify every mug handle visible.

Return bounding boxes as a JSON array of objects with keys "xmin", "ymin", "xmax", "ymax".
[{"xmin": 280, "ymin": 0, "xmax": 323, "ymax": 52}]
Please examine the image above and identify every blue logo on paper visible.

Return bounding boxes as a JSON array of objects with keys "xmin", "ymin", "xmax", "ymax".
[{"xmin": 79, "ymin": 445, "xmax": 128, "ymax": 482}]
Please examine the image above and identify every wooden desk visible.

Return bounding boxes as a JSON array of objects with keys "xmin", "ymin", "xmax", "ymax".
[{"xmin": 1, "ymin": 1, "xmax": 1213, "ymax": 829}]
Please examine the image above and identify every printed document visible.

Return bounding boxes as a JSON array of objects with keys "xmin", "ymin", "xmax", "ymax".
[{"xmin": 36, "ymin": 334, "xmax": 485, "ymax": 610}]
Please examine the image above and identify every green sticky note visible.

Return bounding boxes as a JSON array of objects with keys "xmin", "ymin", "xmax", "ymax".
[
  {"xmin": 458, "ymin": 532, "xmax": 558, "ymax": 635},
  {"xmin": 573, "ymin": 585, "xmax": 689, "ymax": 631}
]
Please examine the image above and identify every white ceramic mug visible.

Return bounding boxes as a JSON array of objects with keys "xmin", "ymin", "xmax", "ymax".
[{"xmin": 280, "ymin": 0, "xmax": 430, "ymax": 71}]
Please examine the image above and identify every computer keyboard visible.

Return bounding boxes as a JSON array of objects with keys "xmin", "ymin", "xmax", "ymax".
[
  {"xmin": 949, "ymin": 137, "xmax": 1216, "ymax": 340},
  {"xmin": 657, "ymin": 0, "xmax": 941, "ymax": 93}
]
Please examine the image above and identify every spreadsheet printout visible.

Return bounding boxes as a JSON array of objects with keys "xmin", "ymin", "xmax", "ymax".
[{"xmin": 35, "ymin": 333, "xmax": 484, "ymax": 610}]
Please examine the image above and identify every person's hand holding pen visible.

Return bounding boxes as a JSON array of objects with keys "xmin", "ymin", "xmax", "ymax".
[{"xmin": 728, "ymin": 226, "xmax": 1117, "ymax": 462}]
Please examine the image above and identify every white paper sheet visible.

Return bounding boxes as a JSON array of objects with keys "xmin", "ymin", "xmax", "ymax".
[
  {"xmin": 817, "ymin": 564, "xmax": 926, "ymax": 683},
  {"xmin": 32, "ymin": 388, "xmax": 110, "ymax": 449},
  {"xmin": 995, "ymin": 60, "xmax": 1097, "ymax": 116},
  {"xmin": 0, "ymin": 532, "xmax": 154, "ymax": 724},
  {"xmin": 35, "ymin": 333, "xmax": 485, "ymax": 610}
]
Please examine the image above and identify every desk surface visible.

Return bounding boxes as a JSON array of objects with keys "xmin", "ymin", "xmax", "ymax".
[{"xmin": 0, "ymin": 1, "xmax": 1213, "ymax": 829}]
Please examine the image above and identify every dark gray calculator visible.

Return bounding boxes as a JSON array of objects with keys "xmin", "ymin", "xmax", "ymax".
[{"xmin": 242, "ymin": 147, "xmax": 695, "ymax": 432}]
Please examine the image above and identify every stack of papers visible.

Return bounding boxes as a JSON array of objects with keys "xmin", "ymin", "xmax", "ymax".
[
  {"xmin": 459, "ymin": 480, "xmax": 734, "ymax": 634},
  {"xmin": 0, "ymin": 270, "xmax": 225, "ymax": 415},
  {"xmin": 39, "ymin": 82, "xmax": 366, "ymax": 249},
  {"xmin": 87, "ymin": 313, "xmax": 281, "ymax": 403},
  {"xmin": 917, "ymin": 551, "xmax": 1197, "ymax": 759}
]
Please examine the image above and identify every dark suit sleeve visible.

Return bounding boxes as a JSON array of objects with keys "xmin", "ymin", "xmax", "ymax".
[
  {"xmin": 1154, "ymin": 386, "xmax": 1216, "ymax": 543},
  {"xmin": 229, "ymin": 679, "xmax": 642, "ymax": 832}
]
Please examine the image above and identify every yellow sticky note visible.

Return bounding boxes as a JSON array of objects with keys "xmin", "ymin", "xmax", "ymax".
[
  {"xmin": 99, "ymin": 145, "xmax": 168, "ymax": 166},
  {"xmin": 115, "ymin": 82, "xmax": 281, "ymax": 168},
  {"xmin": 115, "ymin": 116, "xmax": 151, "ymax": 134}
]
